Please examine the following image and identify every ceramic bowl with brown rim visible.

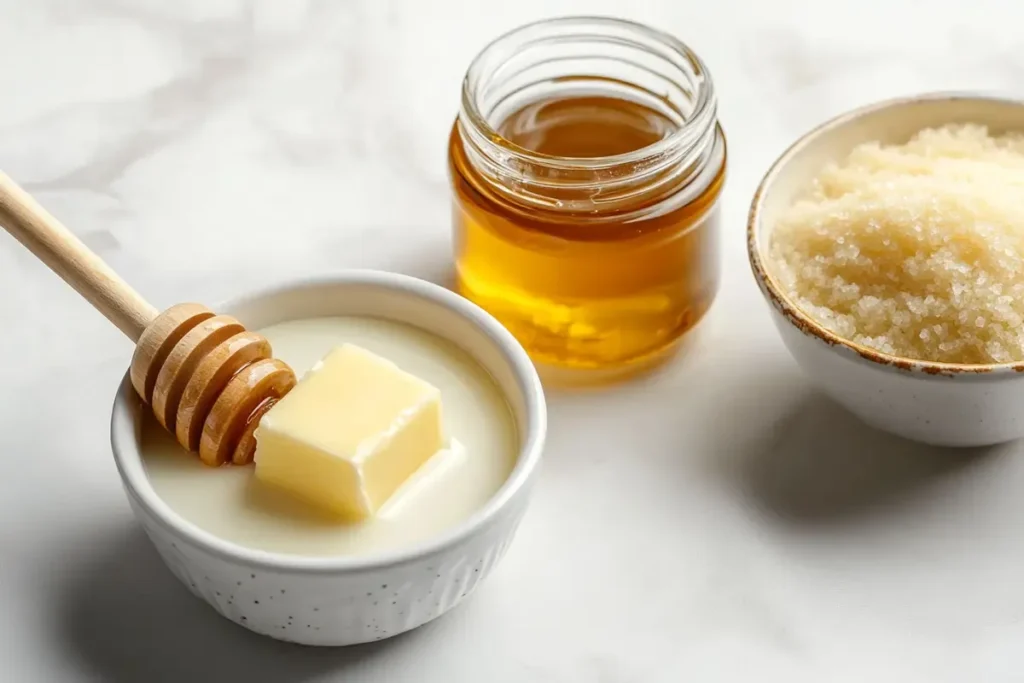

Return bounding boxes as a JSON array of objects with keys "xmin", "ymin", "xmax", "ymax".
[{"xmin": 748, "ymin": 93, "xmax": 1024, "ymax": 448}]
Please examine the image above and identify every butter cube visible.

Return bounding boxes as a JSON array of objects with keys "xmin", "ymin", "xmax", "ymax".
[{"xmin": 254, "ymin": 344, "xmax": 443, "ymax": 519}]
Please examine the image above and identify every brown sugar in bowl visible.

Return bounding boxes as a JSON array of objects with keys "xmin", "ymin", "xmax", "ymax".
[{"xmin": 748, "ymin": 93, "xmax": 1024, "ymax": 447}]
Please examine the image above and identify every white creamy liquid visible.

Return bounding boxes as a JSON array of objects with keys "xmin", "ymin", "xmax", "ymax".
[{"xmin": 141, "ymin": 317, "xmax": 518, "ymax": 557}]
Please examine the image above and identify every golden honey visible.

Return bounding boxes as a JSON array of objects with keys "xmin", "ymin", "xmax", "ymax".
[{"xmin": 449, "ymin": 18, "xmax": 726, "ymax": 371}]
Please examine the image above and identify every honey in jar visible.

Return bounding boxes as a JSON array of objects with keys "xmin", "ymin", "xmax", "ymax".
[{"xmin": 449, "ymin": 17, "xmax": 726, "ymax": 373}]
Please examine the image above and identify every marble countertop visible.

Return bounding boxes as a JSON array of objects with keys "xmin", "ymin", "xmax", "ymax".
[{"xmin": 4, "ymin": 1, "xmax": 1024, "ymax": 681}]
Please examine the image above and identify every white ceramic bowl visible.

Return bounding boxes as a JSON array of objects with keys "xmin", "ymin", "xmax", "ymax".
[
  {"xmin": 749, "ymin": 93, "xmax": 1024, "ymax": 448},
  {"xmin": 110, "ymin": 271, "xmax": 546, "ymax": 646}
]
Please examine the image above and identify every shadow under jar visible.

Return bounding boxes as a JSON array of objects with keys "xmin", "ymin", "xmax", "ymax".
[{"xmin": 449, "ymin": 17, "xmax": 726, "ymax": 373}]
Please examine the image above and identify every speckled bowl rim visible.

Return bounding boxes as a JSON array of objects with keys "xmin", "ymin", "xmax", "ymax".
[
  {"xmin": 110, "ymin": 270, "xmax": 547, "ymax": 574},
  {"xmin": 748, "ymin": 91, "xmax": 1024, "ymax": 377}
]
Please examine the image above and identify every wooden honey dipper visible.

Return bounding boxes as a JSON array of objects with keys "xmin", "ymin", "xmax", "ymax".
[{"xmin": 0, "ymin": 172, "xmax": 296, "ymax": 466}]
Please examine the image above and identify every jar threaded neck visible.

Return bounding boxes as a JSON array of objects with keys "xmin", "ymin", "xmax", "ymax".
[{"xmin": 456, "ymin": 16, "xmax": 719, "ymax": 216}]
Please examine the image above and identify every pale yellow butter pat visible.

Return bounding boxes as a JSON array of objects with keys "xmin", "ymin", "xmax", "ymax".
[{"xmin": 254, "ymin": 343, "xmax": 443, "ymax": 520}]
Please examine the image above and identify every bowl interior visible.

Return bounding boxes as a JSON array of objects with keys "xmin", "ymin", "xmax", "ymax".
[
  {"xmin": 112, "ymin": 271, "xmax": 545, "ymax": 570},
  {"xmin": 226, "ymin": 277, "xmax": 534, "ymax": 435},
  {"xmin": 753, "ymin": 95, "xmax": 1024, "ymax": 260}
]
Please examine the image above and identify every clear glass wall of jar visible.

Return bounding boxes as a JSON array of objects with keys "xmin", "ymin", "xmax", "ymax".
[{"xmin": 449, "ymin": 17, "xmax": 726, "ymax": 374}]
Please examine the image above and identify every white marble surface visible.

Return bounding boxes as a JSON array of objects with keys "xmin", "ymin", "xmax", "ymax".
[{"xmin": 4, "ymin": 0, "xmax": 1024, "ymax": 680}]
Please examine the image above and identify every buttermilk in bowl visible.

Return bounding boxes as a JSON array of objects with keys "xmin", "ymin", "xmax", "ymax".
[{"xmin": 141, "ymin": 315, "xmax": 518, "ymax": 557}]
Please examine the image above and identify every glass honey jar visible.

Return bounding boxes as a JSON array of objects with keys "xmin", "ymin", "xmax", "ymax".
[{"xmin": 448, "ymin": 17, "xmax": 726, "ymax": 374}]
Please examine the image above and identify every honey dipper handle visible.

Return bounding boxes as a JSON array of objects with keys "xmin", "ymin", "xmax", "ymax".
[{"xmin": 0, "ymin": 172, "xmax": 158, "ymax": 341}]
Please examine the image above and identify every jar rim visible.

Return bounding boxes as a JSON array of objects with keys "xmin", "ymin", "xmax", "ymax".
[{"xmin": 459, "ymin": 15, "xmax": 716, "ymax": 171}]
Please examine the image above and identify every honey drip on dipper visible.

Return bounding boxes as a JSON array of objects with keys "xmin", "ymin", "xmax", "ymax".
[{"xmin": 0, "ymin": 173, "xmax": 296, "ymax": 466}]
